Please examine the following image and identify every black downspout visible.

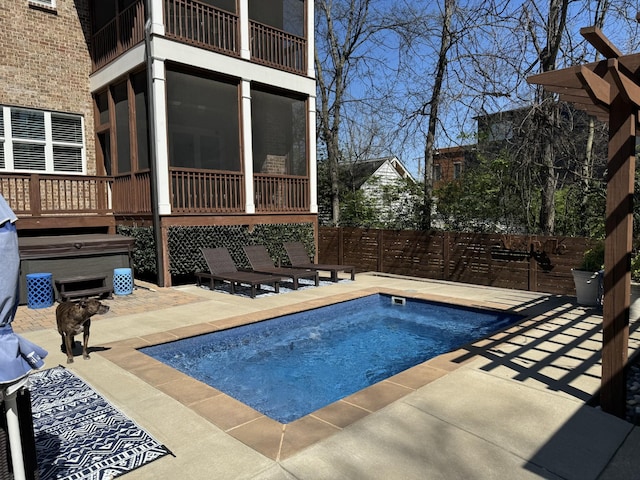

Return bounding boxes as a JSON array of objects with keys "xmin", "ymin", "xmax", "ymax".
[{"xmin": 144, "ymin": 6, "xmax": 165, "ymax": 287}]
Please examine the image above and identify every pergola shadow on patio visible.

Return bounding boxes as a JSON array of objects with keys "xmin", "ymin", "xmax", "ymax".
[{"xmin": 452, "ymin": 292, "xmax": 640, "ymax": 408}]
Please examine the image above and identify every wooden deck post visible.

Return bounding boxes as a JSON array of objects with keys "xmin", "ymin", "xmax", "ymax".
[{"xmin": 601, "ymin": 93, "xmax": 635, "ymax": 417}]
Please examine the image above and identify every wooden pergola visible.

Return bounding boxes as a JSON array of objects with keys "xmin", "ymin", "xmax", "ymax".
[{"xmin": 527, "ymin": 25, "xmax": 639, "ymax": 418}]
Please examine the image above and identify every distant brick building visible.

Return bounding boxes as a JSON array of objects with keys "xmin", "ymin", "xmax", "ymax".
[{"xmin": 432, "ymin": 146, "xmax": 473, "ymax": 190}]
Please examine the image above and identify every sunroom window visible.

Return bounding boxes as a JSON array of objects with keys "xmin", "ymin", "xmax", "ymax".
[
  {"xmin": 0, "ymin": 106, "xmax": 85, "ymax": 174},
  {"xmin": 251, "ymin": 88, "xmax": 307, "ymax": 176},
  {"xmin": 166, "ymin": 69, "xmax": 241, "ymax": 171}
]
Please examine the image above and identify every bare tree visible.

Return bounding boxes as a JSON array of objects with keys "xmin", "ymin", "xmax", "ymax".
[
  {"xmin": 420, "ymin": 0, "xmax": 455, "ymax": 230},
  {"xmin": 389, "ymin": 0, "xmax": 522, "ymax": 230},
  {"xmin": 315, "ymin": 0, "xmax": 386, "ymax": 225},
  {"xmin": 387, "ymin": 1, "xmax": 459, "ymax": 230},
  {"xmin": 515, "ymin": 0, "xmax": 639, "ymax": 235},
  {"xmin": 526, "ymin": 0, "xmax": 570, "ymax": 235},
  {"xmin": 314, "ymin": 0, "xmax": 640, "ymax": 233}
]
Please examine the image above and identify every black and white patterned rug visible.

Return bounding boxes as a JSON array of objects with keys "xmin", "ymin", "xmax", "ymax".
[{"xmin": 29, "ymin": 366, "xmax": 171, "ymax": 480}]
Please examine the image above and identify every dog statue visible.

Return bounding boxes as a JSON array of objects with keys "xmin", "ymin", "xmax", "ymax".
[{"xmin": 56, "ymin": 298, "xmax": 109, "ymax": 364}]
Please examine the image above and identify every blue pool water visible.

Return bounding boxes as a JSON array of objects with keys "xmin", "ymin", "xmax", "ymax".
[{"xmin": 140, "ymin": 294, "xmax": 521, "ymax": 423}]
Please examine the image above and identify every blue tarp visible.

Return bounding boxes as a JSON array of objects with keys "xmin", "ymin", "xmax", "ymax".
[{"xmin": 0, "ymin": 194, "xmax": 47, "ymax": 384}]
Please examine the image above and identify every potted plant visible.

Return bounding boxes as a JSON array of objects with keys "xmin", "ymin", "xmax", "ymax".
[{"xmin": 572, "ymin": 241, "xmax": 604, "ymax": 306}]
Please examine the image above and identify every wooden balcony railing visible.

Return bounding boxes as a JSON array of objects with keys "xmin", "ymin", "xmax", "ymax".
[
  {"xmin": 0, "ymin": 174, "xmax": 112, "ymax": 216},
  {"xmin": 254, "ymin": 174, "xmax": 309, "ymax": 213},
  {"xmin": 112, "ymin": 171, "xmax": 152, "ymax": 214},
  {"xmin": 91, "ymin": 0, "xmax": 306, "ymax": 75},
  {"xmin": 92, "ymin": 0, "xmax": 146, "ymax": 71},
  {"xmin": 250, "ymin": 21, "xmax": 306, "ymax": 75},
  {"xmin": 164, "ymin": 0, "xmax": 239, "ymax": 56},
  {"xmin": 0, "ymin": 170, "xmax": 310, "ymax": 219},
  {"xmin": 170, "ymin": 167, "xmax": 244, "ymax": 213}
]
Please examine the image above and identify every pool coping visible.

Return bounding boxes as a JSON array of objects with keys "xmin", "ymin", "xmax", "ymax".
[{"xmin": 98, "ymin": 286, "xmax": 524, "ymax": 461}]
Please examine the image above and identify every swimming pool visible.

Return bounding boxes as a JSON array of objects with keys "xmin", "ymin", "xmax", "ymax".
[{"xmin": 140, "ymin": 294, "xmax": 521, "ymax": 423}]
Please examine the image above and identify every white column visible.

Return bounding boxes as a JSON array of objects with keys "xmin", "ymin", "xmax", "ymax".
[
  {"xmin": 308, "ymin": 96, "xmax": 318, "ymax": 213},
  {"xmin": 306, "ymin": 0, "xmax": 315, "ymax": 78},
  {"xmin": 150, "ymin": 58, "xmax": 172, "ymax": 215},
  {"xmin": 239, "ymin": 0, "xmax": 250, "ymax": 60},
  {"xmin": 149, "ymin": 0, "xmax": 165, "ymax": 35},
  {"xmin": 241, "ymin": 80, "xmax": 255, "ymax": 213}
]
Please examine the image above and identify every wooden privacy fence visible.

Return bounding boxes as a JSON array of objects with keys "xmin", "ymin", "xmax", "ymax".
[{"xmin": 318, "ymin": 227, "xmax": 595, "ymax": 296}]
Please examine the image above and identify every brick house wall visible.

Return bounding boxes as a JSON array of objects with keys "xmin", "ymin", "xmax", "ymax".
[
  {"xmin": 433, "ymin": 146, "xmax": 467, "ymax": 190},
  {"xmin": 0, "ymin": 0, "xmax": 96, "ymax": 172}
]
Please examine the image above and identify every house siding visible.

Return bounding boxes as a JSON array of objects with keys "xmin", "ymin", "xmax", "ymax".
[
  {"xmin": 0, "ymin": 0, "xmax": 96, "ymax": 172},
  {"xmin": 361, "ymin": 162, "xmax": 401, "ymax": 193}
]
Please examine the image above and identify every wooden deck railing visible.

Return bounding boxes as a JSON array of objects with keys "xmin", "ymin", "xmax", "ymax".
[
  {"xmin": 112, "ymin": 171, "xmax": 152, "ymax": 214},
  {"xmin": 250, "ymin": 21, "xmax": 306, "ymax": 74},
  {"xmin": 0, "ymin": 170, "xmax": 310, "ymax": 218},
  {"xmin": 164, "ymin": 0, "xmax": 239, "ymax": 56},
  {"xmin": 0, "ymin": 174, "xmax": 112, "ymax": 216},
  {"xmin": 92, "ymin": 0, "xmax": 146, "ymax": 71},
  {"xmin": 254, "ymin": 174, "xmax": 309, "ymax": 212},
  {"xmin": 170, "ymin": 167, "xmax": 244, "ymax": 213}
]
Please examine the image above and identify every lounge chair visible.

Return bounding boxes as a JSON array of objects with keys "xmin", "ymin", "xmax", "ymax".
[
  {"xmin": 196, "ymin": 247, "xmax": 282, "ymax": 298},
  {"xmin": 283, "ymin": 241, "xmax": 356, "ymax": 282},
  {"xmin": 243, "ymin": 245, "xmax": 319, "ymax": 289}
]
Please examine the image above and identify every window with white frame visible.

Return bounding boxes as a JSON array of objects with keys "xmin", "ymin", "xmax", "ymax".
[
  {"xmin": 1, "ymin": 106, "xmax": 85, "ymax": 174},
  {"xmin": 28, "ymin": 0, "xmax": 56, "ymax": 10}
]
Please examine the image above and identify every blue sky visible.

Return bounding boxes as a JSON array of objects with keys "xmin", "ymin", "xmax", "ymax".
[{"xmin": 317, "ymin": 0, "xmax": 640, "ymax": 179}]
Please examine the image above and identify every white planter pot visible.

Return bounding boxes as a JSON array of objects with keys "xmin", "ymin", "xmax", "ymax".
[{"xmin": 572, "ymin": 269, "xmax": 602, "ymax": 306}]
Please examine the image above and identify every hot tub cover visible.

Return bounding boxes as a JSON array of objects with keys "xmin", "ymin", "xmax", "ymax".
[{"xmin": 0, "ymin": 194, "xmax": 47, "ymax": 385}]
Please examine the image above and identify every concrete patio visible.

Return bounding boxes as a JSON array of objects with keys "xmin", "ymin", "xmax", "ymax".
[{"xmin": 13, "ymin": 273, "xmax": 640, "ymax": 479}]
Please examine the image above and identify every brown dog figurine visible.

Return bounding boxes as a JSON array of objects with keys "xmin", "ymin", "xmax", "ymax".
[{"xmin": 56, "ymin": 299, "xmax": 110, "ymax": 363}]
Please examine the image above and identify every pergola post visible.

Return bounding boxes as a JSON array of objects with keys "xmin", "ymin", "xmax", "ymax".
[
  {"xmin": 526, "ymin": 25, "xmax": 640, "ymax": 418},
  {"xmin": 601, "ymin": 93, "xmax": 635, "ymax": 416}
]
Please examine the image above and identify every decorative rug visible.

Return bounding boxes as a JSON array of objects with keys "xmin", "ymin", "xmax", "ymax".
[{"xmin": 29, "ymin": 366, "xmax": 171, "ymax": 480}]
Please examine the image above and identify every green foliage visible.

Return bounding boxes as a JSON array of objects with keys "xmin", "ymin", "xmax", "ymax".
[
  {"xmin": 631, "ymin": 251, "xmax": 640, "ymax": 282},
  {"xmin": 435, "ymin": 151, "xmax": 525, "ymax": 232},
  {"xmin": 553, "ymin": 181, "xmax": 606, "ymax": 239},
  {"xmin": 117, "ymin": 223, "xmax": 315, "ymax": 281},
  {"xmin": 379, "ymin": 179, "xmax": 424, "ymax": 230},
  {"xmin": 116, "ymin": 225, "xmax": 157, "ymax": 276},
  {"xmin": 340, "ymin": 189, "xmax": 379, "ymax": 227},
  {"xmin": 577, "ymin": 241, "xmax": 605, "ymax": 272},
  {"xmin": 167, "ymin": 223, "xmax": 315, "ymax": 274}
]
